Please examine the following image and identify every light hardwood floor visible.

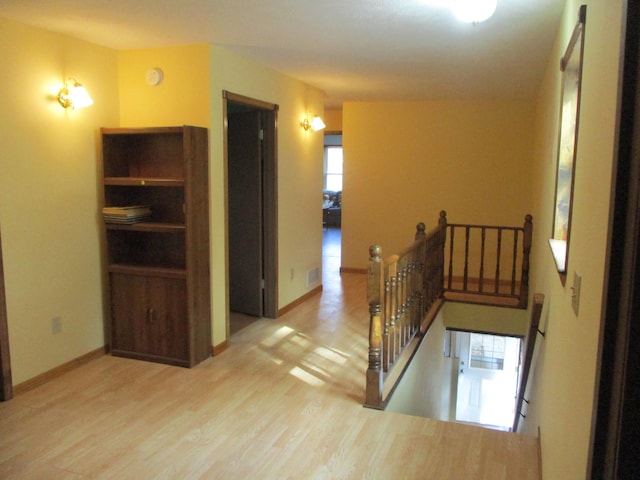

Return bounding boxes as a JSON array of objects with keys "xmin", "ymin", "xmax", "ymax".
[{"xmin": 0, "ymin": 235, "xmax": 539, "ymax": 479}]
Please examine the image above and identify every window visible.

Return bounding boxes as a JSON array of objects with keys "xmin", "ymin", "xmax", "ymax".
[
  {"xmin": 324, "ymin": 146, "xmax": 343, "ymax": 192},
  {"xmin": 469, "ymin": 333, "xmax": 506, "ymax": 371}
]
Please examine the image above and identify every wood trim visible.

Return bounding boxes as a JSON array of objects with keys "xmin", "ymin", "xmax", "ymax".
[
  {"xmin": 278, "ymin": 285, "xmax": 322, "ymax": 317},
  {"xmin": 213, "ymin": 341, "xmax": 228, "ymax": 356},
  {"xmin": 13, "ymin": 347, "xmax": 106, "ymax": 396},
  {"xmin": 446, "ymin": 275, "xmax": 521, "ymax": 289},
  {"xmin": 0, "ymin": 225, "xmax": 12, "ymax": 401},
  {"xmin": 513, "ymin": 293, "xmax": 545, "ymax": 432},
  {"xmin": 445, "ymin": 326, "xmax": 526, "ymax": 338},
  {"xmin": 223, "ymin": 91, "xmax": 279, "ymax": 331},
  {"xmin": 222, "ymin": 90, "xmax": 278, "ymax": 111},
  {"xmin": 590, "ymin": 3, "xmax": 640, "ymax": 476},
  {"xmin": 262, "ymin": 108, "xmax": 278, "ymax": 319},
  {"xmin": 339, "ymin": 267, "xmax": 367, "ymax": 274}
]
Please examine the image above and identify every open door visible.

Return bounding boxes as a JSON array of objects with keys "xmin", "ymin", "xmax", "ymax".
[
  {"xmin": 228, "ymin": 109, "xmax": 263, "ymax": 317},
  {"xmin": 455, "ymin": 332, "xmax": 519, "ymax": 430},
  {"xmin": 223, "ymin": 91, "xmax": 278, "ymax": 332}
]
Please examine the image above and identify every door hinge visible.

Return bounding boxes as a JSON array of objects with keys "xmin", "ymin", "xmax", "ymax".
[
  {"xmin": 261, "ymin": 279, "xmax": 265, "ymax": 289},
  {"xmin": 259, "ymin": 129, "xmax": 264, "ymax": 141}
]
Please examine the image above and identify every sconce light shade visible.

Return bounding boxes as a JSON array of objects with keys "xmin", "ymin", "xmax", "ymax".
[
  {"xmin": 301, "ymin": 115, "xmax": 326, "ymax": 132},
  {"xmin": 452, "ymin": 0, "xmax": 497, "ymax": 24},
  {"xmin": 57, "ymin": 79, "xmax": 94, "ymax": 109}
]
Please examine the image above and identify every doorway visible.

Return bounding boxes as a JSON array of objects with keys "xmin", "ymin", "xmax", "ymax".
[
  {"xmin": 322, "ymin": 133, "xmax": 342, "ymax": 279},
  {"xmin": 223, "ymin": 91, "xmax": 278, "ymax": 336},
  {"xmin": 454, "ymin": 331, "xmax": 520, "ymax": 431}
]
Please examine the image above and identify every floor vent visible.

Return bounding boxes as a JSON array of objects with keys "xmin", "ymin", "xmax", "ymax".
[{"xmin": 307, "ymin": 267, "xmax": 320, "ymax": 287}]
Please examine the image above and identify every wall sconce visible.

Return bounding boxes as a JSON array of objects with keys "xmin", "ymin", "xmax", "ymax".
[
  {"xmin": 451, "ymin": 0, "xmax": 497, "ymax": 24},
  {"xmin": 301, "ymin": 115, "xmax": 326, "ymax": 132},
  {"xmin": 57, "ymin": 78, "xmax": 94, "ymax": 109}
]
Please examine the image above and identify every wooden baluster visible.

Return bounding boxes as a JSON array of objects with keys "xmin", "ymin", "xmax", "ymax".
[
  {"xmin": 479, "ymin": 227, "xmax": 486, "ymax": 293},
  {"xmin": 448, "ymin": 226, "xmax": 455, "ymax": 290},
  {"xmin": 383, "ymin": 277, "xmax": 391, "ymax": 372},
  {"xmin": 389, "ymin": 261, "xmax": 398, "ymax": 364},
  {"xmin": 401, "ymin": 263, "xmax": 409, "ymax": 344},
  {"xmin": 439, "ymin": 211, "xmax": 447, "ymax": 296},
  {"xmin": 396, "ymin": 262, "xmax": 406, "ymax": 356},
  {"xmin": 520, "ymin": 214, "xmax": 533, "ymax": 308},
  {"xmin": 425, "ymin": 236, "xmax": 433, "ymax": 310},
  {"xmin": 404, "ymin": 261, "xmax": 410, "ymax": 342},
  {"xmin": 412, "ymin": 253, "xmax": 420, "ymax": 333},
  {"xmin": 495, "ymin": 228, "xmax": 502, "ymax": 293},
  {"xmin": 399, "ymin": 265, "xmax": 404, "ymax": 345},
  {"xmin": 463, "ymin": 226, "xmax": 470, "ymax": 290},
  {"xmin": 404, "ymin": 258, "xmax": 412, "ymax": 341},
  {"xmin": 415, "ymin": 223, "xmax": 426, "ymax": 322},
  {"xmin": 511, "ymin": 229, "xmax": 519, "ymax": 295},
  {"xmin": 366, "ymin": 245, "xmax": 383, "ymax": 407}
]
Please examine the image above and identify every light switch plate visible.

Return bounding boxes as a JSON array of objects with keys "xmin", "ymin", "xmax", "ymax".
[{"xmin": 572, "ymin": 272, "xmax": 581, "ymax": 315}]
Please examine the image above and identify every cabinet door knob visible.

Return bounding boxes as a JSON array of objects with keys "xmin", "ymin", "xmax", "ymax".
[{"xmin": 147, "ymin": 308, "xmax": 155, "ymax": 322}]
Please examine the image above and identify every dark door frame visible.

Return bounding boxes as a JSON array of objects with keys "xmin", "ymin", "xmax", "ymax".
[
  {"xmin": 0, "ymin": 225, "xmax": 13, "ymax": 401},
  {"xmin": 590, "ymin": 1, "xmax": 639, "ymax": 476},
  {"xmin": 223, "ymin": 91, "xmax": 278, "ymax": 327}
]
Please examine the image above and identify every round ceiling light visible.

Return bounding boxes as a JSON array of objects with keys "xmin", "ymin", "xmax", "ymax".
[{"xmin": 451, "ymin": 0, "xmax": 497, "ymax": 24}]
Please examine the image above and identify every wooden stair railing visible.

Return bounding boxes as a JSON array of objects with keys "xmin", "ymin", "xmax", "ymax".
[
  {"xmin": 365, "ymin": 211, "xmax": 533, "ymax": 409},
  {"xmin": 443, "ymin": 215, "xmax": 533, "ymax": 309},
  {"xmin": 365, "ymin": 216, "xmax": 446, "ymax": 408},
  {"xmin": 513, "ymin": 293, "xmax": 545, "ymax": 432}
]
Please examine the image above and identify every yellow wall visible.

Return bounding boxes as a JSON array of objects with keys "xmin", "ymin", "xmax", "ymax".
[
  {"xmin": 341, "ymin": 100, "xmax": 535, "ymax": 269},
  {"xmin": 118, "ymin": 45, "xmax": 210, "ymax": 128},
  {"xmin": 0, "ymin": 18, "xmax": 119, "ymax": 383},
  {"xmin": 522, "ymin": 1, "xmax": 624, "ymax": 478},
  {"xmin": 118, "ymin": 45, "xmax": 324, "ymax": 350},
  {"xmin": 209, "ymin": 46, "xmax": 325, "ymax": 346},
  {"xmin": 0, "ymin": 9, "xmax": 628, "ymax": 475},
  {"xmin": 324, "ymin": 109, "xmax": 343, "ymax": 132},
  {"xmin": 0, "ymin": 27, "xmax": 324, "ymax": 383},
  {"xmin": 386, "ymin": 311, "xmax": 449, "ymax": 419}
]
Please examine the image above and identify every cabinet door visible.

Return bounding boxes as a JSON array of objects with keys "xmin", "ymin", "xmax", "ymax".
[{"xmin": 111, "ymin": 273, "xmax": 188, "ymax": 364}]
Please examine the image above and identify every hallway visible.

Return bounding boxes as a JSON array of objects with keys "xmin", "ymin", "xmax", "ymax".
[
  {"xmin": 0, "ymin": 235, "xmax": 539, "ymax": 478},
  {"xmin": 322, "ymin": 226, "xmax": 341, "ymax": 280}
]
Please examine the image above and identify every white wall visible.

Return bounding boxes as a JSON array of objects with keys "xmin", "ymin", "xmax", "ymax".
[{"xmin": 386, "ymin": 311, "xmax": 449, "ymax": 419}]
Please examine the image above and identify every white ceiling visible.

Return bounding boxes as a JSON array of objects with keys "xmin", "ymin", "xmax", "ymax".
[{"xmin": 0, "ymin": 0, "xmax": 565, "ymax": 107}]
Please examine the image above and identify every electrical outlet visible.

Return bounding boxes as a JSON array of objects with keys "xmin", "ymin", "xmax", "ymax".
[
  {"xmin": 571, "ymin": 272, "xmax": 581, "ymax": 316},
  {"xmin": 52, "ymin": 316, "xmax": 62, "ymax": 335}
]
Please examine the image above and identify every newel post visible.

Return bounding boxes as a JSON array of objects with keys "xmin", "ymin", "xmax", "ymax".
[
  {"xmin": 520, "ymin": 214, "xmax": 533, "ymax": 308},
  {"xmin": 365, "ymin": 245, "xmax": 384, "ymax": 408}
]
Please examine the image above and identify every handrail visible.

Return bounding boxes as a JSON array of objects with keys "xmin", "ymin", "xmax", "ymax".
[
  {"xmin": 364, "ymin": 211, "xmax": 533, "ymax": 409},
  {"xmin": 513, "ymin": 293, "xmax": 545, "ymax": 432},
  {"xmin": 365, "ymin": 214, "xmax": 446, "ymax": 408},
  {"xmin": 444, "ymin": 215, "xmax": 532, "ymax": 309}
]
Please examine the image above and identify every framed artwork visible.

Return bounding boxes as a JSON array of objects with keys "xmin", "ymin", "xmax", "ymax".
[{"xmin": 550, "ymin": 5, "xmax": 587, "ymax": 277}]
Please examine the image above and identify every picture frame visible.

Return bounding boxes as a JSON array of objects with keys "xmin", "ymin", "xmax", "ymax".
[{"xmin": 550, "ymin": 5, "xmax": 587, "ymax": 279}]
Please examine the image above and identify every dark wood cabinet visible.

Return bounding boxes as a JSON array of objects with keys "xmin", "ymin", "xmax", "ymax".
[{"xmin": 102, "ymin": 126, "xmax": 211, "ymax": 367}]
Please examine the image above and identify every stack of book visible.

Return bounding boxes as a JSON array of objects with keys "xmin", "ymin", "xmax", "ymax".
[{"xmin": 102, "ymin": 205, "xmax": 152, "ymax": 224}]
